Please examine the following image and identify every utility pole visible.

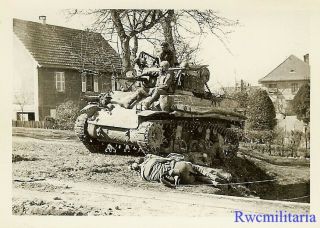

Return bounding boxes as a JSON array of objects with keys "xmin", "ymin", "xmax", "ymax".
[
  {"xmin": 240, "ymin": 79, "xmax": 244, "ymax": 92},
  {"xmin": 304, "ymin": 122, "xmax": 308, "ymax": 151}
]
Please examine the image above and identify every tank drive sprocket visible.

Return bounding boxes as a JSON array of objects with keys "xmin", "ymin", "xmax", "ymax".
[{"xmin": 136, "ymin": 121, "xmax": 165, "ymax": 155}]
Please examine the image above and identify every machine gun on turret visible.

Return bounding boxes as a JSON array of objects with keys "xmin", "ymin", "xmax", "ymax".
[{"xmin": 82, "ymin": 92, "xmax": 114, "ymax": 107}]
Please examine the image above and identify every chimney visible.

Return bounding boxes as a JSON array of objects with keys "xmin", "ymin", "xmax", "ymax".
[
  {"xmin": 303, "ymin": 54, "xmax": 309, "ymax": 64},
  {"xmin": 39, "ymin": 16, "xmax": 46, "ymax": 25}
]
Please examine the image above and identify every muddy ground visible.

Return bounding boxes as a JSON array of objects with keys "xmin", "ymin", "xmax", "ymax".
[{"xmin": 12, "ymin": 127, "xmax": 310, "ymax": 216}]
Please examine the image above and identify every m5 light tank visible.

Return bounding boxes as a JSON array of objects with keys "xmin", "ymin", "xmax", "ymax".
[{"xmin": 75, "ymin": 52, "xmax": 245, "ymax": 166}]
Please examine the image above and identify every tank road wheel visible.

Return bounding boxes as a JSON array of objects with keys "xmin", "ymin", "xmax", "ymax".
[
  {"xmin": 226, "ymin": 134, "xmax": 239, "ymax": 159},
  {"xmin": 217, "ymin": 133, "xmax": 227, "ymax": 160},
  {"xmin": 189, "ymin": 140, "xmax": 199, "ymax": 152},
  {"xmin": 75, "ymin": 113, "xmax": 106, "ymax": 153},
  {"xmin": 174, "ymin": 139, "xmax": 188, "ymax": 153},
  {"xmin": 216, "ymin": 130, "xmax": 239, "ymax": 160}
]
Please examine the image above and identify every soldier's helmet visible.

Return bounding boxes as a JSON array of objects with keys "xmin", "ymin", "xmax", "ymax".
[
  {"xmin": 161, "ymin": 42, "xmax": 169, "ymax": 47},
  {"xmin": 160, "ymin": 61, "xmax": 170, "ymax": 70}
]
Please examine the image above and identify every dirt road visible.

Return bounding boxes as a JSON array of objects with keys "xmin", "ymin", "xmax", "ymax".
[
  {"xmin": 13, "ymin": 178, "xmax": 309, "ymax": 216},
  {"xmin": 12, "ymin": 128, "xmax": 310, "ymax": 216}
]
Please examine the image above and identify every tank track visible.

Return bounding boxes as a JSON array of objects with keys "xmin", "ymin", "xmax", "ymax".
[
  {"xmin": 74, "ymin": 113, "xmax": 107, "ymax": 153},
  {"xmin": 75, "ymin": 115, "xmax": 239, "ymax": 161},
  {"xmin": 172, "ymin": 120, "xmax": 239, "ymax": 159},
  {"xmin": 75, "ymin": 113, "xmax": 144, "ymax": 155},
  {"xmin": 136, "ymin": 119, "xmax": 239, "ymax": 160}
]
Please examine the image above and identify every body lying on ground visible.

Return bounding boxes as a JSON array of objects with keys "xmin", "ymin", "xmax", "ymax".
[{"xmin": 130, "ymin": 153, "xmax": 231, "ymax": 188}]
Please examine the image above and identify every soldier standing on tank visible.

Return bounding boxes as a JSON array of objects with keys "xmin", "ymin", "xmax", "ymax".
[{"xmin": 158, "ymin": 42, "xmax": 175, "ymax": 67}]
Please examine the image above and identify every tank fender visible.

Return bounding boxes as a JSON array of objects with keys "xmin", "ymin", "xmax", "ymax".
[{"xmin": 80, "ymin": 104, "xmax": 100, "ymax": 117}]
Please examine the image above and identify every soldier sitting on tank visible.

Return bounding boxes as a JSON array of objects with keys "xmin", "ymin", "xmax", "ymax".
[
  {"xmin": 122, "ymin": 61, "xmax": 174, "ymax": 109},
  {"xmin": 130, "ymin": 153, "xmax": 231, "ymax": 187},
  {"xmin": 142, "ymin": 61, "xmax": 174, "ymax": 110}
]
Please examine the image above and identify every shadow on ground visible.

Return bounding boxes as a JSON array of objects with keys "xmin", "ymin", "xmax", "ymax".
[{"xmin": 214, "ymin": 156, "xmax": 310, "ymax": 203}]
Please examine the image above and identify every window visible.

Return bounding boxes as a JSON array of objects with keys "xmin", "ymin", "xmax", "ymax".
[
  {"xmin": 81, "ymin": 74, "xmax": 86, "ymax": 92},
  {"xmin": 81, "ymin": 73, "xmax": 99, "ymax": 92},
  {"xmin": 17, "ymin": 112, "xmax": 35, "ymax": 121},
  {"xmin": 87, "ymin": 75, "xmax": 94, "ymax": 92},
  {"xmin": 50, "ymin": 109, "xmax": 56, "ymax": 119},
  {"xmin": 55, "ymin": 72, "xmax": 65, "ymax": 92},
  {"xmin": 94, "ymin": 76, "xmax": 99, "ymax": 92},
  {"xmin": 267, "ymin": 83, "xmax": 277, "ymax": 93},
  {"xmin": 291, "ymin": 83, "xmax": 298, "ymax": 93}
]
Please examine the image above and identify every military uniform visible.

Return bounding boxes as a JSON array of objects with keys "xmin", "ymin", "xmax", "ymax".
[
  {"xmin": 143, "ymin": 70, "xmax": 174, "ymax": 109},
  {"xmin": 138, "ymin": 154, "xmax": 231, "ymax": 186},
  {"xmin": 159, "ymin": 50, "xmax": 175, "ymax": 67},
  {"xmin": 121, "ymin": 62, "xmax": 173, "ymax": 109}
]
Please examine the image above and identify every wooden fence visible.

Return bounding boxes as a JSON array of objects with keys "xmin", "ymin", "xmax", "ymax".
[{"xmin": 12, "ymin": 120, "xmax": 55, "ymax": 129}]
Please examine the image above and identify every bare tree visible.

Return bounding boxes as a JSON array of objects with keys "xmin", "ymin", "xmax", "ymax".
[
  {"xmin": 164, "ymin": 10, "xmax": 238, "ymax": 61},
  {"xmin": 14, "ymin": 93, "xmax": 30, "ymax": 121},
  {"xmin": 66, "ymin": 9, "xmax": 169, "ymax": 72},
  {"xmin": 133, "ymin": 9, "xmax": 238, "ymax": 63},
  {"xmin": 159, "ymin": 10, "xmax": 177, "ymax": 60},
  {"xmin": 65, "ymin": 9, "xmax": 238, "ymax": 70}
]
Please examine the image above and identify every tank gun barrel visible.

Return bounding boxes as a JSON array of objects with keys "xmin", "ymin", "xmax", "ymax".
[
  {"xmin": 139, "ymin": 51, "xmax": 157, "ymax": 60},
  {"xmin": 82, "ymin": 95, "xmax": 100, "ymax": 103},
  {"xmin": 167, "ymin": 65, "xmax": 209, "ymax": 71},
  {"xmin": 167, "ymin": 67, "xmax": 186, "ymax": 71},
  {"xmin": 114, "ymin": 76, "xmax": 148, "ymax": 82}
]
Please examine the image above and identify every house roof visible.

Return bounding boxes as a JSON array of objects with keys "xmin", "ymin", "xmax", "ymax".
[
  {"xmin": 259, "ymin": 55, "xmax": 310, "ymax": 83},
  {"xmin": 13, "ymin": 18, "xmax": 122, "ymax": 73}
]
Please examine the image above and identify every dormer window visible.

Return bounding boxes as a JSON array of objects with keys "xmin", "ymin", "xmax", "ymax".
[{"xmin": 268, "ymin": 83, "xmax": 277, "ymax": 88}]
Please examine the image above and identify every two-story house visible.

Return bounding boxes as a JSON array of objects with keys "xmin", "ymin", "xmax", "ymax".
[
  {"xmin": 13, "ymin": 18, "xmax": 122, "ymax": 121},
  {"xmin": 258, "ymin": 54, "xmax": 310, "ymax": 115}
]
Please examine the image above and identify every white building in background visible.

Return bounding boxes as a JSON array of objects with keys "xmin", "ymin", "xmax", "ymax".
[{"xmin": 258, "ymin": 54, "xmax": 310, "ymax": 116}]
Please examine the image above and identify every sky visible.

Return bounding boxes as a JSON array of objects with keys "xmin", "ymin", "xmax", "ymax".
[{"xmin": 8, "ymin": 1, "xmax": 313, "ymax": 90}]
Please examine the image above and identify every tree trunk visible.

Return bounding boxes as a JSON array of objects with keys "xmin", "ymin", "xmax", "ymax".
[
  {"xmin": 132, "ymin": 35, "xmax": 138, "ymax": 57},
  {"xmin": 160, "ymin": 10, "xmax": 177, "ymax": 63},
  {"xmin": 130, "ymin": 35, "xmax": 138, "ymax": 68},
  {"xmin": 121, "ymin": 37, "xmax": 131, "ymax": 73},
  {"xmin": 110, "ymin": 10, "xmax": 132, "ymax": 73}
]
